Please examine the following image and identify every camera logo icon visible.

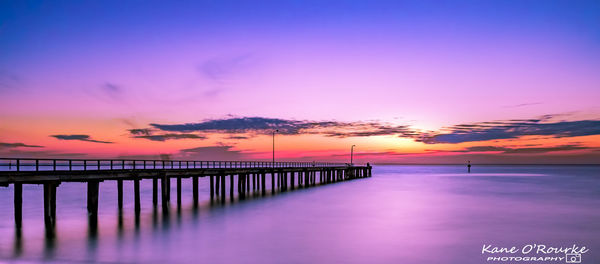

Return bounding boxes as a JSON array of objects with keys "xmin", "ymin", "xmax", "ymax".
[{"xmin": 565, "ymin": 253, "xmax": 581, "ymax": 263}]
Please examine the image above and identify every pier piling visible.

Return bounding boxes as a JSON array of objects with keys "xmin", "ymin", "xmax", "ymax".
[
  {"xmin": 14, "ymin": 183, "xmax": 22, "ymax": 229},
  {"xmin": 134, "ymin": 179, "xmax": 141, "ymax": 213},
  {"xmin": 193, "ymin": 176, "xmax": 199, "ymax": 206},
  {"xmin": 152, "ymin": 178, "xmax": 158, "ymax": 207}
]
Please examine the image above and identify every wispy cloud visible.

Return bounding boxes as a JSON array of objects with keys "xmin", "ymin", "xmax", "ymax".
[
  {"xmin": 420, "ymin": 116, "xmax": 600, "ymax": 144},
  {"xmin": 180, "ymin": 145, "xmax": 244, "ymax": 160},
  {"xmin": 51, "ymin": 134, "xmax": 113, "ymax": 144},
  {"xmin": 101, "ymin": 82, "xmax": 122, "ymax": 101},
  {"xmin": 133, "ymin": 133, "xmax": 207, "ymax": 142},
  {"xmin": 503, "ymin": 102, "xmax": 542, "ymax": 108},
  {"xmin": 197, "ymin": 54, "xmax": 257, "ymax": 97},
  {"xmin": 0, "ymin": 70, "xmax": 21, "ymax": 91},
  {"xmin": 451, "ymin": 144, "xmax": 592, "ymax": 154},
  {"xmin": 0, "ymin": 142, "xmax": 43, "ymax": 149},
  {"xmin": 198, "ymin": 54, "xmax": 254, "ymax": 82},
  {"xmin": 127, "ymin": 128, "xmax": 206, "ymax": 141},
  {"xmin": 225, "ymin": 135, "xmax": 250, "ymax": 140}
]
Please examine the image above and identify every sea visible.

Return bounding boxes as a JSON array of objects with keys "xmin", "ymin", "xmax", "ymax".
[{"xmin": 0, "ymin": 165, "xmax": 599, "ymax": 263}]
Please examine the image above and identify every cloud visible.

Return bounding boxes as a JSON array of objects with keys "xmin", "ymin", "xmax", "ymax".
[
  {"xmin": 150, "ymin": 117, "xmax": 318, "ymax": 134},
  {"xmin": 435, "ymin": 144, "xmax": 593, "ymax": 154},
  {"xmin": 0, "ymin": 70, "xmax": 20, "ymax": 90},
  {"xmin": 127, "ymin": 128, "xmax": 206, "ymax": 141},
  {"xmin": 198, "ymin": 54, "xmax": 254, "ymax": 82},
  {"xmin": 502, "ymin": 145, "xmax": 590, "ymax": 154},
  {"xmin": 101, "ymin": 82, "xmax": 122, "ymax": 101},
  {"xmin": 225, "ymin": 135, "xmax": 250, "ymax": 140},
  {"xmin": 180, "ymin": 145, "xmax": 244, "ymax": 160},
  {"xmin": 420, "ymin": 118, "xmax": 600, "ymax": 144},
  {"xmin": 462, "ymin": 146, "xmax": 510, "ymax": 152},
  {"xmin": 133, "ymin": 133, "xmax": 207, "ymax": 142},
  {"xmin": 503, "ymin": 102, "xmax": 542, "ymax": 108},
  {"xmin": 197, "ymin": 54, "xmax": 257, "ymax": 97},
  {"xmin": 0, "ymin": 142, "xmax": 43, "ymax": 149},
  {"xmin": 128, "ymin": 128, "xmax": 152, "ymax": 136},
  {"xmin": 148, "ymin": 117, "xmax": 416, "ymax": 138},
  {"xmin": 0, "ymin": 149, "xmax": 87, "ymax": 159},
  {"xmin": 136, "ymin": 115, "xmax": 600, "ymax": 144},
  {"xmin": 51, "ymin": 134, "xmax": 113, "ymax": 144}
]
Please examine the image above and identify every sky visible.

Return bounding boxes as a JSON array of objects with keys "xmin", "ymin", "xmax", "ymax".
[{"xmin": 1, "ymin": 0, "xmax": 599, "ymax": 164}]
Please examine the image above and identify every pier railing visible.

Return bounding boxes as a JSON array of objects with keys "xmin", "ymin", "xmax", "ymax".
[{"xmin": 0, "ymin": 158, "xmax": 348, "ymax": 172}]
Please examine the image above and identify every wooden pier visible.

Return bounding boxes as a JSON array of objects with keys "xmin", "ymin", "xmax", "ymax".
[{"xmin": 0, "ymin": 158, "xmax": 371, "ymax": 237}]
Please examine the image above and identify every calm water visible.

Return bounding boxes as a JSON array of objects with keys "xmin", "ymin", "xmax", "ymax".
[{"xmin": 1, "ymin": 165, "xmax": 599, "ymax": 263}]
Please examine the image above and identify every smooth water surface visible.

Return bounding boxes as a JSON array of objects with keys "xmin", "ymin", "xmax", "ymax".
[{"xmin": 0, "ymin": 165, "xmax": 599, "ymax": 263}]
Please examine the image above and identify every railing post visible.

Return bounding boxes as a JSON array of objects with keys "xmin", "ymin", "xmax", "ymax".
[
  {"xmin": 16, "ymin": 159, "xmax": 19, "ymax": 171},
  {"xmin": 110, "ymin": 160, "xmax": 113, "ymax": 170},
  {"xmin": 84, "ymin": 160, "xmax": 87, "ymax": 171},
  {"xmin": 69, "ymin": 160, "xmax": 72, "ymax": 171},
  {"xmin": 36, "ymin": 159, "xmax": 39, "ymax": 171},
  {"xmin": 97, "ymin": 160, "xmax": 100, "ymax": 170},
  {"xmin": 154, "ymin": 160, "xmax": 156, "ymax": 169}
]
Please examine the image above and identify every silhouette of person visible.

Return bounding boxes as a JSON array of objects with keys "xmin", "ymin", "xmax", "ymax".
[{"xmin": 467, "ymin": 160, "xmax": 471, "ymax": 173}]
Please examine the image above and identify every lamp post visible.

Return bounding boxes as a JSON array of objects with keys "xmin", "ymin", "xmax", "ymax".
[
  {"xmin": 351, "ymin": 145, "xmax": 356, "ymax": 165},
  {"xmin": 272, "ymin": 129, "xmax": 279, "ymax": 168}
]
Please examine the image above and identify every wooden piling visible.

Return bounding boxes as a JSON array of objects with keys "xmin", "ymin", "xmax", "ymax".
[
  {"xmin": 152, "ymin": 178, "xmax": 158, "ymax": 207},
  {"xmin": 240, "ymin": 174, "xmax": 245, "ymax": 198},
  {"xmin": 117, "ymin": 180, "xmax": 123, "ymax": 212},
  {"xmin": 176, "ymin": 177, "xmax": 182, "ymax": 209},
  {"xmin": 220, "ymin": 173, "xmax": 226, "ymax": 203},
  {"xmin": 43, "ymin": 182, "xmax": 57, "ymax": 237},
  {"xmin": 290, "ymin": 172, "xmax": 294, "ymax": 190},
  {"xmin": 271, "ymin": 171, "xmax": 275, "ymax": 194},
  {"xmin": 161, "ymin": 173, "xmax": 169, "ymax": 211},
  {"xmin": 230, "ymin": 174, "xmax": 234, "ymax": 201},
  {"xmin": 210, "ymin": 175, "xmax": 215, "ymax": 199},
  {"xmin": 215, "ymin": 174, "xmax": 220, "ymax": 196},
  {"xmin": 238, "ymin": 174, "xmax": 242, "ymax": 195},
  {"xmin": 246, "ymin": 173, "xmax": 250, "ymax": 193},
  {"xmin": 134, "ymin": 178, "xmax": 141, "ymax": 213},
  {"xmin": 261, "ymin": 172, "xmax": 266, "ymax": 196},
  {"xmin": 14, "ymin": 183, "xmax": 22, "ymax": 229},
  {"xmin": 87, "ymin": 181, "xmax": 99, "ymax": 217},
  {"xmin": 87, "ymin": 181, "xmax": 99, "ymax": 231},
  {"xmin": 193, "ymin": 176, "xmax": 199, "ymax": 206}
]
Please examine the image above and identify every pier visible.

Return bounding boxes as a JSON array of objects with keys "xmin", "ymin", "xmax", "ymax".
[{"xmin": 0, "ymin": 158, "xmax": 371, "ymax": 237}]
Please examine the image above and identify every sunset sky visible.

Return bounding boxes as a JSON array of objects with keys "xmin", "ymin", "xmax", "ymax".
[{"xmin": 1, "ymin": 0, "xmax": 599, "ymax": 164}]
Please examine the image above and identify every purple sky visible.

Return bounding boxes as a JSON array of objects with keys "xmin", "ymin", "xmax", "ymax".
[{"xmin": 1, "ymin": 1, "xmax": 599, "ymax": 163}]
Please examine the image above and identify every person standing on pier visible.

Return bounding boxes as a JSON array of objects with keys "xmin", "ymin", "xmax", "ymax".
[{"xmin": 467, "ymin": 161, "xmax": 471, "ymax": 173}]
